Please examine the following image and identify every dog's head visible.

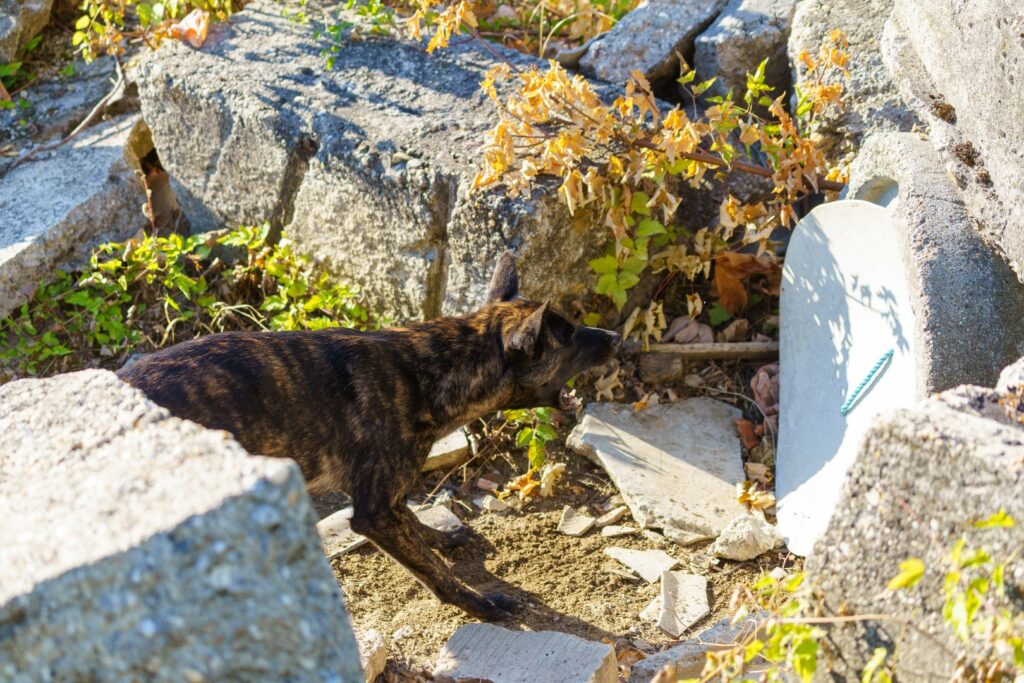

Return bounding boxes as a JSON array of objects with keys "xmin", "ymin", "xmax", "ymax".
[{"xmin": 484, "ymin": 252, "xmax": 619, "ymax": 409}]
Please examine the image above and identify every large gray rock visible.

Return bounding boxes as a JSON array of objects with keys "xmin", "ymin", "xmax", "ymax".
[
  {"xmin": 579, "ymin": 0, "xmax": 726, "ymax": 85},
  {"xmin": 0, "ymin": 116, "xmax": 148, "ymax": 317},
  {"xmin": 883, "ymin": 1, "xmax": 1024, "ymax": 280},
  {"xmin": 787, "ymin": 0, "xmax": 918, "ymax": 158},
  {"xmin": 568, "ymin": 399, "xmax": 747, "ymax": 541},
  {"xmin": 694, "ymin": 0, "xmax": 796, "ymax": 102},
  {"xmin": 0, "ymin": 0, "xmax": 52, "ymax": 63},
  {"xmin": 806, "ymin": 371, "xmax": 1024, "ymax": 678},
  {"xmin": 0, "ymin": 370, "xmax": 363, "ymax": 682},
  {"xmin": 136, "ymin": 1, "xmax": 607, "ymax": 321},
  {"xmin": 845, "ymin": 132, "xmax": 1024, "ymax": 394}
]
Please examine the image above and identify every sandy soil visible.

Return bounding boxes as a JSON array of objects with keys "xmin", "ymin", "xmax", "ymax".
[{"xmin": 314, "ymin": 438, "xmax": 793, "ymax": 681}]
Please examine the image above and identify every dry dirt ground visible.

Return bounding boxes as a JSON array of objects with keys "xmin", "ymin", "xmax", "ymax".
[{"xmin": 313, "ymin": 434, "xmax": 794, "ymax": 681}]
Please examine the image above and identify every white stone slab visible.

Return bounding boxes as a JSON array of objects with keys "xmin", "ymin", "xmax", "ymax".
[
  {"xmin": 422, "ymin": 429, "xmax": 471, "ymax": 472},
  {"xmin": 356, "ymin": 629, "xmax": 387, "ymax": 682},
  {"xmin": 568, "ymin": 399, "xmax": 747, "ymax": 539},
  {"xmin": 317, "ymin": 502, "xmax": 463, "ymax": 558},
  {"xmin": 557, "ymin": 506, "xmax": 596, "ymax": 536},
  {"xmin": 603, "ymin": 547, "xmax": 678, "ymax": 583},
  {"xmin": 595, "ymin": 505, "xmax": 629, "ymax": 527},
  {"xmin": 434, "ymin": 623, "xmax": 617, "ymax": 683},
  {"xmin": 601, "ymin": 525, "xmax": 638, "ymax": 538},
  {"xmin": 777, "ymin": 200, "xmax": 918, "ymax": 556},
  {"xmin": 658, "ymin": 572, "xmax": 710, "ymax": 637},
  {"xmin": 474, "ymin": 494, "xmax": 509, "ymax": 512}
]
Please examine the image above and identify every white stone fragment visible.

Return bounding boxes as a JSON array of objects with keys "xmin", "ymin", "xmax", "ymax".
[
  {"xmin": 603, "ymin": 547, "xmax": 679, "ymax": 584},
  {"xmin": 557, "ymin": 506, "xmax": 596, "ymax": 537},
  {"xmin": 601, "ymin": 525, "xmax": 638, "ymax": 538},
  {"xmin": 595, "ymin": 505, "xmax": 629, "ymax": 527},
  {"xmin": 709, "ymin": 512, "xmax": 783, "ymax": 561},
  {"xmin": 474, "ymin": 495, "xmax": 509, "ymax": 513},
  {"xmin": 422, "ymin": 429, "xmax": 470, "ymax": 472}
]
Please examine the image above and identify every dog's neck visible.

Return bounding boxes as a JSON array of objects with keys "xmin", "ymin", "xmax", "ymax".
[{"xmin": 397, "ymin": 308, "xmax": 514, "ymax": 436}]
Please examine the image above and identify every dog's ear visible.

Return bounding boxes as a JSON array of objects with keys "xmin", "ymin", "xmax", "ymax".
[
  {"xmin": 505, "ymin": 301, "xmax": 548, "ymax": 354},
  {"xmin": 486, "ymin": 251, "xmax": 519, "ymax": 303}
]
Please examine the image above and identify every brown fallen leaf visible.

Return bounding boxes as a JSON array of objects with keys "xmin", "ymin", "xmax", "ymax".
[
  {"xmin": 734, "ymin": 418, "xmax": 760, "ymax": 450},
  {"xmin": 664, "ymin": 315, "xmax": 713, "ymax": 344},
  {"xmin": 0, "ymin": 79, "xmax": 10, "ymax": 104},
  {"xmin": 719, "ymin": 318, "xmax": 749, "ymax": 342},
  {"xmin": 169, "ymin": 9, "xmax": 209, "ymax": 48},
  {"xmin": 713, "ymin": 251, "xmax": 778, "ymax": 314}
]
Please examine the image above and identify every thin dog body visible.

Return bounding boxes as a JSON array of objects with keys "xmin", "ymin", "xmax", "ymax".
[{"xmin": 118, "ymin": 253, "xmax": 619, "ymax": 619}]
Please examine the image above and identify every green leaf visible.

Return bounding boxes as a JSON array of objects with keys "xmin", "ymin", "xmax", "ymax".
[
  {"xmin": 887, "ymin": 557, "xmax": 925, "ymax": 591},
  {"xmin": 534, "ymin": 423, "xmax": 557, "ymax": 441},
  {"xmin": 516, "ymin": 427, "xmax": 533, "ymax": 448},
  {"xmin": 527, "ymin": 437, "xmax": 546, "ymax": 469},
  {"xmin": 860, "ymin": 647, "xmax": 890, "ymax": 683},
  {"xmin": 75, "ymin": 14, "xmax": 91, "ymax": 29},
  {"xmin": 693, "ymin": 77, "xmax": 716, "ymax": 97},
  {"xmin": 707, "ymin": 301, "xmax": 732, "ymax": 326},
  {"xmin": 589, "ymin": 255, "xmax": 618, "ymax": 274},
  {"xmin": 0, "ymin": 62, "xmax": 22, "ymax": 78},
  {"xmin": 636, "ymin": 218, "xmax": 666, "ymax": 238},
  {"xmin": 629, "ymin": 191, "xmax": 651, "ymax": 215},
  {"xmin": 973, "ymin": 508, "xmax": 1015, "ymax": 528}
]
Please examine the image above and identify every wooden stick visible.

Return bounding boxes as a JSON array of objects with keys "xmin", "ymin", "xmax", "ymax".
[{"xmin": 629, "ymin": 341, "xmax": 779, "ymax": 360}]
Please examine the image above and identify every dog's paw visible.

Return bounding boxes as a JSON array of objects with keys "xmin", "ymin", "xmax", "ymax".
[{"xmin": 467, "ymin": 592, "xmax": 520, "ymax": 621}]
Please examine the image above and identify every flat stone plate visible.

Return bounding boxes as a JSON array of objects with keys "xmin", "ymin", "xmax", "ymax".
[
  {"xmin": 568, "ymin": 399, "xmax": 746, "ymax": 539},
  {"xmin": 777, "ymin": 200, "xmax": 918, "ymax": 556}
]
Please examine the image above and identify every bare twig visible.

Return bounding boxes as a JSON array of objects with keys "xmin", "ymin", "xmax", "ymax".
[{"xmin": 6, "ymin": 55, "xmax": 126, "ymax": 175}]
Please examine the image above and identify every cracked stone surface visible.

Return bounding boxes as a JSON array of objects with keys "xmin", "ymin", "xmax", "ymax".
[
  {"xmin": 135, "ymin": 0, "xmax": 608, "ymax": 321},
  {"xmin": 0, "ymin": 370, "xmax": 362, "ymax": 682},
  {"xmin": 568, "ymin": 399, "xmax": 747, "ymax": 540}
]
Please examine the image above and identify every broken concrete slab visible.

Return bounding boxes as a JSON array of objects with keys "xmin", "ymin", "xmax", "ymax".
[
  {"xmin": 595, "ymin": 505, "xmax": 629, "ymax": 527},
  {"xmin": 568, "ymin": 399, "xmax": 747, "ymax": 541},
  {"xmin": 887, "ymin": 0, "xmax": 1024, "ymax": 279},
  {"xmin": 0, "ymin": 0, "xmax": 52, "ymax": 63},
  {"xmin": 601, "ymin": 525, "xmax": 638, "ymax": 538},
  {"xmin": 627, "ymin": 616, "xmax": 766, "ymax": 682},
  {"xmin": 845, "ymin": 133, "xmax": 1024, "ymax": 394},
  {"xmin": 422, "ymin": 429, "xmax": 471, "ymax": 472},
  {"xmin": 136, "ymin": 0, "xmax": 607, "ymax": 321},
  {"xmin": 777, "ymin": 200, "xmax": 919, "ymax": 556},
  {"xmin": 694, "ymin": 0, "xmax": 796, "ymax": 103},
  {"xmin": 787, "ymin": 0, "xmax": 919, "ymax": 158},
  {"xmin": 708, "ymin": 511, "xmax": 782, "ymax": 561},
  {"xmin": 0, "ymin": 370, "xmax": 362, "ymax": 682},
  {"xmin": 579, "ymin": 0, "xmax": 727, "ymax": 85},
  {"xmin": 603, "ymin": 547, "xmax": 679, "ymax": 584},
  {"xmin": 434, "ymin": 623, "xmax": 617, "ymax": 683},
  {"xmin": 806, "ymin": 370, "xmax": 1024, "ymax": 679},
  {"xmin": 0, "ymin": 115, "xmax": 147, "ymax": 317},
  {"xmin": 356, "ymin": 629, "xmax": 387, "ymax": 683},
  {"xmin": 657, "ymin": 572, "xmax": 710, "ymax": 637},
  {"xmin": 318, "ymin": 503, "xmax": 464, "ymax": 558},
  {"xmin": 557, "ymin": 506, "xmax": 596, "ymax": 536}
]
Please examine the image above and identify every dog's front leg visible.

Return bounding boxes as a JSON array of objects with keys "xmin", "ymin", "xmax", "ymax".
[{"xmin": 350, "ymin": 497, "xmax": 516, "ymax": 620}]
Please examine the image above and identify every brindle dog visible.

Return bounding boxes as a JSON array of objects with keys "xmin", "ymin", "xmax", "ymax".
[{"xmin": 119, "ymin": 253, "xmax": 619, "ymax": 619}]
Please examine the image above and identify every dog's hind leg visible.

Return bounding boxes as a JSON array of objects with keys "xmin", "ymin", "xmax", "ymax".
[{"xmin": 349, "ymin": 495, "xmax": 515, "ymax": 620}]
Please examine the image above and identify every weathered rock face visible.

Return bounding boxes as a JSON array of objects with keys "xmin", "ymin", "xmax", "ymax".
[
  {"xmin": 0, "ymin": 0, "xmax": 52, "ymax": 63},
  {"xmin": 787, "ymin": 0, "xmax": 918, "ymax": 158},
  {"xmin": 0, "ymin": 116, "xmax": 148, "ymax": 317},
  {"xmin": 694, "ymin": 0, "xmax": 795, "ymax": 102},
  {"xmin": 845, "ymin": 132, "xmax": 1024, "ymax": 393},
  {"xmin": 0, "ymin": 370, "xmax": 363, "ymax": 682},
  {"xmin": 579, "ymin": 0, "xmax": 727, "ymax": 85},
  {"xmin": 807, "ymin": 366, "xmax": 1024, "ymax": 678},
  {"xmin": 883, "ymin": 1, "xmax": 1024, "ymax": 279},
  {"xmin": 136, "ymin": 1, "xmax": 607, "ymax": 321}
]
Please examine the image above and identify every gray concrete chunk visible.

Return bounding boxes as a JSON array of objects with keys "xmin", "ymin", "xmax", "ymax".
[
  {"xmin": 422, "ymin": 430, "xmax": 471, "ymax": 472},
  {"xmin": 0, "ymin": 370, "xmax": 362, "ymax": 682},
  {"xmin": 568, "ymin": 399, "xmax": 747, "ymax": 539},
  {"xmin": 434, "ymin": 623, "xmax": 617, "ymax": 683},
  {"xmin": 658, "ymin": 572, "xmax": 710, "ymax": 637},
  {"xmin": 318, "ymin": 503, "xmax": 464, "ymax": 558},
  {"xmin": 136, "ymin": 0, "xmax": 608, "ymax": 321},
  {"xmin": 0, "ymin": 116, "xmax": 147, "ymax": 316},
  {"xmin": 579, "ymin": 0, "xmax": 726, "ymax": 84}
]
